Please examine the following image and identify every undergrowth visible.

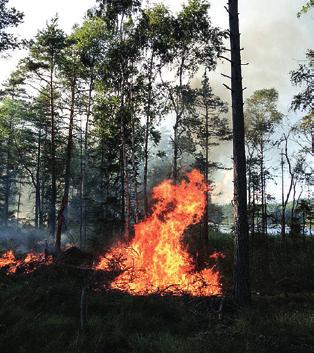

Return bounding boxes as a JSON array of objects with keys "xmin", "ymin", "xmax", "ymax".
[{"xmin": 0, "ymin": 233, "xmax": 313, "ymax": 353}]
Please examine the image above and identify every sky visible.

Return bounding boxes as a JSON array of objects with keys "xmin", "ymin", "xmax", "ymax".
[{"xmin": 0, "ymin": 0, "xmax": 313, "ymax": 204}]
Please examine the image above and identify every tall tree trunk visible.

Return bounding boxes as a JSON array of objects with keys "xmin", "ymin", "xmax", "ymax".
[
  {"xmin": 283, "ymin": 134, "xmax": 294, "ymax": 237},
  {"xmin": 281, "ymin": 149, "xmax": 286, "ymax": 240},
  {"xmin": 82, "ymin": 75, "xmax": 94, "ymax": 248},
  {"xmin": 41, "ymin": 125, "xmax": 49, "ymax": 229},
  {"xmin": 120, "ymin": 90, "xmax": 130, "ymax": 239},
  {"xmin": 260, "ymin": 145, "xmax": 266, "ymax": 236},
  {"xmin": 172, "ymin": 58, "xmax": 184, "ymax": 185},
  {"xmin": 4, "ymin": 123, "xmax": 12, "ymax": 227},
  {"xmin": 143, "ymin": 52, "xmax": 154, "ymax": 216},
  {"xmin": 252, "ymin": 185, "xmax": 255, "ymax": 238},
  {"xmin": 203, "ymin": 93, "xmax": 210, "ymax": 255},
  {"xmin": 246, "ymin": 148, "xmax": 253, "ymax": 236},
  {"xmin": 79, "ymin": 116, "xmax": 83, "ymax": 248},
  {"xmin": 120, "ymin": 147, "xmax": 125, "ymax": 230},
  {"xmin": 100, "ymin": 137, "xmax": 106, "ymax": 237},
  {"xmin": 35, "ymin": 129, "xmax": 42, "ymax": 229},
  {"xmin": 55, "ymin": 82, "xmax": 76, "ymax": 252},
  {"xmin": 50, "ymin": 66, "xmax": 57, "ymax": 240},
  {"xmin": 16, "ymin": 179, "xmax": 22, "ymax": 224},
  {"xmin": 131, "ymin": 112, "xmax": 139, "ymax": 224},
  {"xmin": 228, "ymin": 0, "xmax": 250, "ymax": 305},
  {"xmin": 173, "ymin": 124, "xmax": 179, "ymax": 184},
  {"xmin": 122, "ymin": 130, "xmax": 130, "ymax": 239},
  {"xmin": 247, "ymin": 158, "xmax": 251, "ymax": 231},
  {"xmin": 291, "ymin": 179, "xmax": 298, "ymax": 223}
]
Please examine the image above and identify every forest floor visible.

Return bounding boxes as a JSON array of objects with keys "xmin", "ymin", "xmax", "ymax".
[{"xmin": 0, "ymin": 233, "xmax": 313, "ymax": 353}]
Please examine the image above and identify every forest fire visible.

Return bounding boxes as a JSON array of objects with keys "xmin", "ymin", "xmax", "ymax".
[
  {"xmin": 96, "ymin": 169, "xmax": 223, "ymax": 296},
  {"xmin": 0, "ymin": 250, "xmax": 53, "ymax": 274}
]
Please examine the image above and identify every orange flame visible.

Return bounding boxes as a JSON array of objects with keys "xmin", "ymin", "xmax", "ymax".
[
  {"xmin": 96, "ymin": 169, "xmax": 223, "ymax": 296},
  {"xmin": 0, "ymin": 250, "xmax": 53, "ymax": 275}
]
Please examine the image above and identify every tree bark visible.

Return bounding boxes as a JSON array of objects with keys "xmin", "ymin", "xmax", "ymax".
[
  {"xmin": 131, "ymin": 110, "xmax": 139, "ymax": 224},
  {"xmin": 16, "ymin": 179, "xmax": 22, "ymax": 224},
  {"xmin": 203, "ymin": 89, "xmax": 210, "ymax": 255},
  {"xmin": 252, "ymin": 185, "xmax": 255, "ymax": 238},
  {"xmin": 172, "ymin": 57, "xmax": 184, "ymax": 184},
  {"xmin": 228, "ymin": 0, "xmax": 250, "ymax": 305},
  {"xmin": 260, "ymin": 144, "xmax": 267, "ymax": 236},
  {"xmin": 143, "ymin": 52, "xmax": 154, "ymax": 216},
  {"xmin": 81, "ymin": 75, "xmax": 94, "ymax": 248},
  {"xmin": 35, "ymin": 129, "xmax": 42, "ymax": 229},
  {"xmin": 55, "ymin": 82, "xmax": 76, "ymax": 252},
  {"xmin": 122, "ymin": 129, "xmax": 130, "ymax": 239},
  {"xmin": 281, "ymin": 149, "xmax": 286, "ymax": 240},
  {"xmin": 173, "ymin": 123, "xmax": 179, "ymax": 184},
  {"xmin": 4, "ymin": 121, "xmax": 12, "ymax": 227},
  {"xmin": 282, "ymin": 134, "xmax": 295, "ymax": 239},
  {"xmin": 120, "ymin": 90, "xmax": 130, "ymax": 240},
  {"xmin": 49, "ymin": 65, "xmax": 57, "ymax": 240}
]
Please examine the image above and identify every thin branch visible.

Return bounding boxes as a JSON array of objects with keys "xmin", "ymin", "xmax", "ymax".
[
  {"xmin": 218, "ymin": 55, "xmax": 232, "ymax": 63},
  {"xmin": 223, "ymin": 83, "xmax": 233, "ymax": 91},
  {"xmin": 221, "ymin": 73, "xmax": 231, "ymax": 80}
]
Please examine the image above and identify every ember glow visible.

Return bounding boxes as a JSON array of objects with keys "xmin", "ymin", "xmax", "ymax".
[
  {"xmin": 97, "ymin": 169, "xmax": 223, "ymax": 296},
  {"xmin": 0, "ymin": 250, "xmax": 53, "ymax": 274}
]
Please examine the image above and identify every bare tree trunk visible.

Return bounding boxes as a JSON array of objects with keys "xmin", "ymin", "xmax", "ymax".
[
  {"xmin": 260, "ymin": 145, "xmax": 266, "ymax": 236},
  {"xmin": 120, "ymin": 91, "xmax": 130, "ymax": 239},
  {"xmin": 143, "ymin": 52, "xmax": 154, "ymax": 216},
  {"xmin": 82, "ymin": 75, "xmax": 94, "ymax": 248},
  {"xmin": 281, "ymin": 149, "xmax": 286, "ymax": 240},
  {"xmin": 173, "ymin": 124, "xmax": 179, "ymax": 184},
  {"xmin": 252, "ymin": 185, "xmax": 255, "ymax": 238},
  {"xmin": 41, "ymin": 125, "xmax": 49, "ymax": 229},
  {"xmin": 122, "ymin": 132, "xmax": 130, "ymax": 239},
  {"xmin": 79, "ymin": 117, "xmax": 83, "ymax": 248},
  {"xmin": 120, "ymin": 147, "xmax": 125, "ymax": 230},
  {"xmin": 4, "ymin": 123, "xmax": 12, "ymax": 227},
  {"xmin": 100, "ymin": 137, "xmax": 107, "ymax": 237},
  {"xmin": 247, "ymin": 159, "xmax": 251, "ymax": 226},
  {"xmin": 172, "ymin": 58, "xmax": 184, "ymax": 185},
  {"xmin": 16, "ymin": 179, "xmax": 22, "ymax": 224},
  {"xmin": 246, "ymin": 147, "xmax": 253, "ymax": 236},
  {"xmin": 291, "ymin": 179, "xmax": 298, "ymax": 222},
  {"xmin": 131, "ymin": 113, "xmax": 139, "ymax": 224},
  {"xmin": 143, "ymin": 114, "xmax": 150, "ymax": 216},
  {"xmin": 203, "ymin": 94, "xmax": 210, "ymax": 255},
  {"xmin": 283, "ymin": 134, "xmax": 295, "ymax": 236},
  {"xmin": 56, "ymin": 82, "xmax": 76, "ymax": 252},
  {"xmin": 50, "ymin": 66, "xmax": 57, "ymax": 240},
  {"xmin": 35, "ymin": 129, "xmax": 42, "ymax": 229},
  {"xmin": 228, "ymin": 0, "xmax": 250, "ymax": 305}
]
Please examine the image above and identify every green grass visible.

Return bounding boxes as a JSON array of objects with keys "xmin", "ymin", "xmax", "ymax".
[{"xmin": 0, "ymin": 234, "xmax": 313, "ymax": 353}]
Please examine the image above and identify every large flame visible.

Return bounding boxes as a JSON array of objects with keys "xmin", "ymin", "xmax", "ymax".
[
  {"xmin": 0, "ymin": 250, "xmax": 52, "ymax": 274},
  {"xmin": 96, "ymin": 169, "xmax": 223, "ymax": 296}
]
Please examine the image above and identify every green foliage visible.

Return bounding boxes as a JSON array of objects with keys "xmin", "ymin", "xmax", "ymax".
[
  {"xmin": 290, "ymin": 50, "xmax": 313, "ymax": 113},
  {"xmin": 245, "ymin": 88, "xmax": 283, "ymax": 143},
  {"xmin": 0, "ymin": 97, "xmax": 32, "ymax": 224},
  {"xmin": 0, "ymin": 0, "xmax": 24, "ymax": 53},
  {"xmin": 245, "ymin": 88, "xmax": 283, "ymax": 236},
  {"xmin": 297, "ymin": 0, "xmax": 314, "ymax": 17}
]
